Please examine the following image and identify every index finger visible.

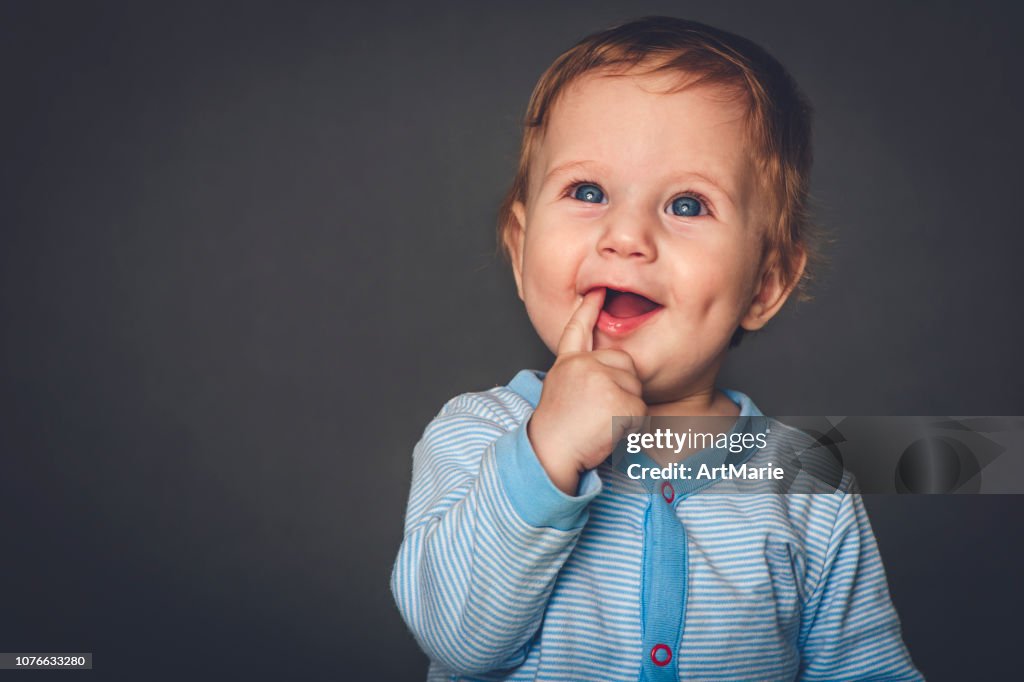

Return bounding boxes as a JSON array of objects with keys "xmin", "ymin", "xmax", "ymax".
[{"xmin": 557, "ymin": 288, "xmax": 605, "ymax": 355}]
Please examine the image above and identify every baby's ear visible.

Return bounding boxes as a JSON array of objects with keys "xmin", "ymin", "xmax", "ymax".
[
  {"xmin": 506, "ymin": 201, "xmax": 528, "ymax": 301},
  {"xmin": 740, "ymin": 247, "xmax": 807, "ymax": 331}
]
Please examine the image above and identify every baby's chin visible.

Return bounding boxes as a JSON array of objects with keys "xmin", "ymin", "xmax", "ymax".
[
  {"xmin": 632, "ymin": 358, "xmax": 712, "ymax": 402},
  {"xmin": 591, "ymin": 333, "xmax": 647, "ymax": 361}
]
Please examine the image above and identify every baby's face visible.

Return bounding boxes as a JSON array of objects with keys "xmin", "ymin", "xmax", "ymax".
[{"xmin": 508, "ymin": 68, "xmax": 783, "ymax": 404}]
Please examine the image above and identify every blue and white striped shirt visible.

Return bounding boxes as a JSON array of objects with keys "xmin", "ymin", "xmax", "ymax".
[{"xmin": 391, "ymin": 369, "xmax": 923, "ymax": 681}]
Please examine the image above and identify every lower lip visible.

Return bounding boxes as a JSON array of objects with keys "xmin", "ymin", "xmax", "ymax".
[{"xmin": 596, "ymin": 307, "xmax": 663, "ymax": 336}]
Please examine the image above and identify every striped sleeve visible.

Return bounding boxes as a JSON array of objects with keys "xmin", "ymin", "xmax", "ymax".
[
  {"xmin": 390, "ymin": 393, "xmax": 602, "ymax": 676},
  {"xmin": 798, "ymin": 476, "xmax": 924, "ymax": 681}
]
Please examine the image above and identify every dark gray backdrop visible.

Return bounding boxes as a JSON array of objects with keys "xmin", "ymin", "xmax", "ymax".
[{"xmin": 2, "ymin": 1, "xmax": 1022, "ymax": 680}]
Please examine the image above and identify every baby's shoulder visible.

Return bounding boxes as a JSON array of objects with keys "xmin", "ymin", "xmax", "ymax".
[
  {"xmin": 753, "ymin": 418, "xmax": 859, "ymax": 495},
  {"xmin": 432, "ymin": 379, "xmax": 535, "ymax": 432},
  {"xmin": 738, "ymin": 418, "xmax": 865, "ymax": 542},
  {"xmin": 411, "ymin": 380, "xmax": 536, "ymax": 473}
]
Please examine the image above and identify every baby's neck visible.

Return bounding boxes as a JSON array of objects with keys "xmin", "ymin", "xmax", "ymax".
[
  {"xmin": 646, "ymin": 387, "xmax": 740, "ymax": 419},
  {"xmin": 641, "ymin": 388, "xmax": 741, "ymax": 467}
]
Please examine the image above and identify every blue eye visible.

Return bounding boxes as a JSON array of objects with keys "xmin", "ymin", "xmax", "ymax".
[
  {"xmin": 670, "ymin": 196, "xmax": 705, "ymax": 217},
  {"xmin": 572, "ymin": 183, "xmax": 605, "ymax": 204}
]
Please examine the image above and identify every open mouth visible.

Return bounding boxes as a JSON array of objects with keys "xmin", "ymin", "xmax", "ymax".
[
  {"xmin": 596, "ymin": 288, "xmax": 664, "ymax": 337},
  {"xmin": 602, "ymin": 288, "xmax": 662, "ymax": 318}
]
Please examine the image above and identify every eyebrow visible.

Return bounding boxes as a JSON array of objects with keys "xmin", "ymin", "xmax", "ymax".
[
  {"xmin": 542, "ymin": 159, "xmax": 739, "ymax": 208},
  {"xmin": 541, "ymin": 160, "xmax": 607, "ymax": 187}
]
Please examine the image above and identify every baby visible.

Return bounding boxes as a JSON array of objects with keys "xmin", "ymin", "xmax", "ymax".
[{"xmin": 391, "ymin": 16, "xmax": 923, "ymax": 681}]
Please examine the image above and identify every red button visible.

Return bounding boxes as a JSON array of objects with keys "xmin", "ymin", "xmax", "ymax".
[
  {"xmin": 651, "ymin": 643, "xmax": 672, "ymax": 666},
  {"xmin": 660, "ymin": 481, "xmax": 675, "ymax": 503}
]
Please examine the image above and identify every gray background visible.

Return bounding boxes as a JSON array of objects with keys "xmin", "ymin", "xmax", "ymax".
[{"xmin": 1, "ymin": 1, "xmax": 1021, "ymax": 680}]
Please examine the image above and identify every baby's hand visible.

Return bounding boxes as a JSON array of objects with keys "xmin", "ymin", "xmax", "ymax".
[{"xmin": 528, "ymin": 288, "xmax": 648, "ymax": 496}]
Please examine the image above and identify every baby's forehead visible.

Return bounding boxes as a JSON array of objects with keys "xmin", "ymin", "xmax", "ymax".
[
  {"xmin": 530, "ymin": 70, "xmax": 760, "ymax": 207},
  {"xmin": 554, "ymin": 66, "xmax": 750, "ymax": 122},
  {"xmin": 541, "ymin": 70, "xmax": 750, "ymax": 149}
]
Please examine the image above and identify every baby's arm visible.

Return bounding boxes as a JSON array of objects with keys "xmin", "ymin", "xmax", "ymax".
[
  {"xmin": 390, "ymin": 393, "xmax": 602, "ymax": 676},
  {"xmin": 797, "ymin": 476, "xmax": 925, "ymax": 681}
]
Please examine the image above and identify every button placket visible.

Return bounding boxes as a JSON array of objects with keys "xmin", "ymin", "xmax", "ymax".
[{"xmin": 639, "ymin": 483, "xmax": 686, "ymax": 680}]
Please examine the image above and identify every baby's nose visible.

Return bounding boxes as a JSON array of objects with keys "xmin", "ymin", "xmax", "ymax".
[{"xmin": 596, "ymin": 215, "xmax": 657, "ymax": 261}]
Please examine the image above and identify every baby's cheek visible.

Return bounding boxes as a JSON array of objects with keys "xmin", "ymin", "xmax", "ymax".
[
  {"xmin": 675, "ymin": 265, "xmax": 747, "ymax": 342},
  {"xmin": 681, "ymin": 265, "xmax": 731, "ymax": 316},
  {"xmin": 522, "ymin": 272, "xmax": 573, "ymax": 353},
  {"xmin": 525, "ymin": 299, "xmax": 560, "ymax": 350}
]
